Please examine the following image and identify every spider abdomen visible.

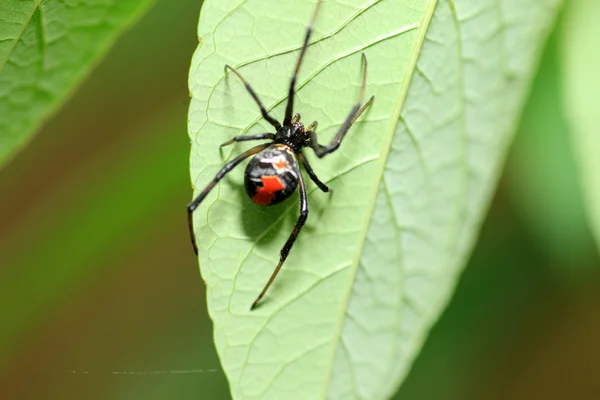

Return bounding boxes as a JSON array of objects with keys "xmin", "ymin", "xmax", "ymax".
[{"xmin": 244, "ymin": 144, "xmax": 299, "ymax": 206}]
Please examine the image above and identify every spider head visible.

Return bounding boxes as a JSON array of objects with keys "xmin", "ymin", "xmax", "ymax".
[{"xmin": 274, "ymin": 114, "xmax": 307, "ymax": 151}]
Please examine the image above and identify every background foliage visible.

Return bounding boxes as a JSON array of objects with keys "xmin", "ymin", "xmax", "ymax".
[
  {"xmin": 0, "ymin": 0, "xmax": 154, "ymax": 168},
  {"xmin": 0, "ymin": 0, "xmax": 598, "ymax": 399}
]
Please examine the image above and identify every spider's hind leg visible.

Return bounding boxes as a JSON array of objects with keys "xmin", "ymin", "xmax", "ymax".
[
  {"xmin": 251, "ymin": 172, "xmax": 309, "ymax": 310},
  {"xmin": 187, "ymin": 143, "xmax": 270, "ymax": 255}
]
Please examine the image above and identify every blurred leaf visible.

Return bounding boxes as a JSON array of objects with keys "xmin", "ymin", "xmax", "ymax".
[
  {"xmin": 0, "ymin": 104, "xmax": 187, "ymax": 360},
  {"xmin": 507, "ymin": 31, "xmax": 597, "ymax": 267},
  {"xmin": 562, "ymin": 0, "xmax": 600, "ymax": 255},
  {"xmin": 0, "ymin": 0, "xmax": 154, "ymax": 168},
  {"xmin": 188, "ymin": 0, "xmax": 560, "ymax": 399}
]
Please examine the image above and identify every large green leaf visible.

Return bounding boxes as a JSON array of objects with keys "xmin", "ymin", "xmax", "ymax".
[
  {"xmin": 188, "ymin": 0, "xmax": 560, "ymax": 398},
  {"xmin": 0, "ymin": 0, "xmax": 154, "ymax": 168},
  {"xmin": 562, "ymin": 0, "xmax": 600, "ymax": 254}
]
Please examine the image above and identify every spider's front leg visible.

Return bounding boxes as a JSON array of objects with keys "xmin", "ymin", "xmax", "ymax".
[
  {"xmin": 309, "ymin": 96, "xmax": 373, "ymax": 157},
  {"xmin": 224, "ymin": 65, "xmax": 281, "ymax": 130},
  {"xmin": 309, "ymin": 54, "xmax": 373, "ymax": 158}
]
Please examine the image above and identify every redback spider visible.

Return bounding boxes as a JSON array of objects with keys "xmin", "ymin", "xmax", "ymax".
[{"xmin": 188, "ymin": 0, "xmax": 374, "ymax": 310}]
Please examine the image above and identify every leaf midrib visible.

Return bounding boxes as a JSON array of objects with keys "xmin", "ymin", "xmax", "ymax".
[{"xmin": 321, "ymin": 1, "xmax": 439, "ymax": 398}]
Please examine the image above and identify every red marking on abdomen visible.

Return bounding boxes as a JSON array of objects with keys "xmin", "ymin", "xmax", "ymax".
[{"xmin": 252, "ymin": 176, "xmax": 285, "ymax": 206}]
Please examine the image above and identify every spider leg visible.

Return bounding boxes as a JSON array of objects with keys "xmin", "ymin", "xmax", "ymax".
[
  {"xmin": 309, "ymin": 54, "xmax": 373, "ymax": 158},
  {"xmin": 298, "ymin": 151, "xmax": 329, "ymax": 192},
  {"xmin": 220, "ymin": 133, "xmax": 275, "ymax": 147},
  {"xmin": 225, "ymin": 65, "xmax": 282, "ymax": 130},
  {"xmin": 283, "ymin": 0, "xmax": 323, "ymax": 125},
  {"xmin": 187, "ymin": 143, "xmax": 271, "ymax": 255},
  {"xmin": 251, "ymin": 172, "xmax": 308, "ymax": 310}
]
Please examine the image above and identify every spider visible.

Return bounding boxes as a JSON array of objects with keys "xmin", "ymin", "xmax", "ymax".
[{"xmin": 187, "ymin": 0, "xmax": 373, "ymax": 310}]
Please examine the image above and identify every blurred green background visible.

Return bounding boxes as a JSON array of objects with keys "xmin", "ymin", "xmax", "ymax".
[{"xmin": 1, "ymin": 0, "xmax": 598, "ymax": 399}]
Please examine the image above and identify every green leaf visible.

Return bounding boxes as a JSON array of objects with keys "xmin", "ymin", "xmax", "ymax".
[
  {"xmin": 0, "ymin": 0, "xmax": 154, "ymax": 168},
  {"xmin": 188, "ymin": 0, "xmax": 561, "ymax": 399},
  {"xmin": 507, "ymin": 31, "xmax": 597, "ymax": 268},
  {"xmin": 561, "ymin": 0, "xmax": 600, "ymax": 255}
]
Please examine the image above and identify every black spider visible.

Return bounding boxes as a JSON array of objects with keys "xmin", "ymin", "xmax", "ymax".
[{"xmin": 188, "ymin": 0, "xmax": 373, "ymax": 310}]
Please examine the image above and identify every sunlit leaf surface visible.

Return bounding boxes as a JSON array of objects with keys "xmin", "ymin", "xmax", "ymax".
[
  {"xmin": 188, "ymin": 0, "xmax": 561, "ymax": 398},
  {"xmin": 562, "ymin": 0, "xmax": 600, "ymax": 254},
  {"xmin": 0, "ymin": 0, "xmax": 154, "ymax": 167}
]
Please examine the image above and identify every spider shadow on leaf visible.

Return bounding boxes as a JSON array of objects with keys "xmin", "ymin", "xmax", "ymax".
[{"xmin": 215, "ymin": 147, "xmax": 333, "ymax": 249}]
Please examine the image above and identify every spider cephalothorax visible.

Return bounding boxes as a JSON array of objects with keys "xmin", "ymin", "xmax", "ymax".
[{"xmin": 188, "ymin": 0, "xmax": 373, "ymax": 310}]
